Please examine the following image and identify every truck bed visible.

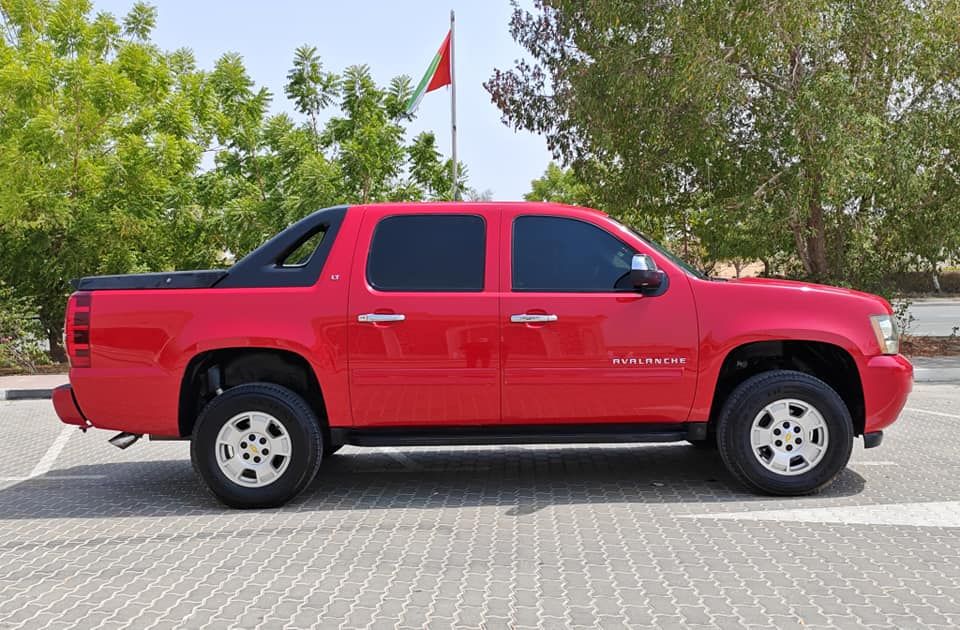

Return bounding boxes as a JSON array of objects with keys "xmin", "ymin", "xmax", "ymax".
[
  {"xmin": 69, "ymin": 205, "xmax": 348, "ymax": 292},
  {"xmin": 72, "ymin": 270, "xmax": 228, "ymax": 291}
]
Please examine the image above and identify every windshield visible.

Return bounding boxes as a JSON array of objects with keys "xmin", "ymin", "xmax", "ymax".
[{"xmin": 608, "ymin": 218, "xmax": 708, "ymax": 280}]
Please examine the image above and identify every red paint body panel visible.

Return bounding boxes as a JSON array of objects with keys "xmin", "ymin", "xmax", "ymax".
[
  {"xmin": 52, "ymin": 385, "xmax": 88, "ymax": 428},
  {"xmin": 68, "ymin": 213, "xmax": 362, "ymax": 436},
  {"xmin": 497, "ymin": 206, "xmax": 699, "ymax": 423},
  {"xmin": 347, "ymin": 205, "xmax": 500, "ymax": 426},
  {"xmin": 686, "ymin": 276, "xmax": 905, "ymax": 423},
  {"xmin": 54, "ymin": 201, "xmax": 912, "ymax": 443},
  {"xmin": 861, "ymin": 354, "xmax": 913, "ymax": 432}
]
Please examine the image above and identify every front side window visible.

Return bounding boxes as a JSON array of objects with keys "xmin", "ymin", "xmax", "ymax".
[
  {"xmin": 367, "ymin": 214, "xmax": 485, "ymax": 291},
  {"xmin": 513, "ymin": 215, "xmax": 636, "ymax": 292}
]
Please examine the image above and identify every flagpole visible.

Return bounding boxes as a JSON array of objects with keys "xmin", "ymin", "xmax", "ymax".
[{"xmin": 450, "ymin": 9, "xmax": 458, "ymax": 200}]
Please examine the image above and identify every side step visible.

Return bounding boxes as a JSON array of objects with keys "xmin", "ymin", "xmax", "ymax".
[{"xmin": 332, "ymin": 422, "xmax": 707, "ymax": 448}]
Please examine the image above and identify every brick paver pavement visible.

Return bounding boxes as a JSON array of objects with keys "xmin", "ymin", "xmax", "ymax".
[{"xmin": 0, "ymin": 383, "xmax": 959, "ymax": 629}]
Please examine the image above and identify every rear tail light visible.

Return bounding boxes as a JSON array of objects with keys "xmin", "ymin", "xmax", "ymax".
[{"xmin": 64, "ymin": 292, "xmax": 92, "ymax": 368}]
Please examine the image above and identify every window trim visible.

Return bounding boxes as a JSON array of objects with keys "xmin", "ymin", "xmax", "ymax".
[
  {"xmin": 510, "ymin": 214, "xmax": 646, "ymax": 294},
  {"xmin": 366, "ymin": 213, "xmax": 487, "ymax": 293}
]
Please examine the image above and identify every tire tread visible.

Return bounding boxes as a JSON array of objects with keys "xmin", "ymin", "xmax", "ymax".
[
  {"xmin": 716, "ymin": 369, "xmax": 853, "ymax": 496},
  {"xmin": 190, "ymin": 382, "xmax": 323, "ymax": 508}
]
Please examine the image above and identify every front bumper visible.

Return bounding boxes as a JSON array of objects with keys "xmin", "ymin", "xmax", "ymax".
[
  {"xmin": 862, "ymin": 354, "xmax": 913, "ymax": 434},
  {"xmin": 52, "ymin": 385, "xmax": 91, "ymax": 429}
]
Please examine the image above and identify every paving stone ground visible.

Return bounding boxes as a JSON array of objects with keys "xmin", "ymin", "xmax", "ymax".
[{"xmin": 0, "ymin": 384, "xmax": 959, "ymax": 629}]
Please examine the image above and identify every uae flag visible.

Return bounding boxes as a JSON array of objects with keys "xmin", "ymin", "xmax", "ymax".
[{"xmin": 405, "ymin": 30, "xmax": 452, "ymax": 114}]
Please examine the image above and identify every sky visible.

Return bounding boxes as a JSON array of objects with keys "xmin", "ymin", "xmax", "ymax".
[{"xmin": 92, "ymin": 0, "xmax": 553, "ymax": 200}]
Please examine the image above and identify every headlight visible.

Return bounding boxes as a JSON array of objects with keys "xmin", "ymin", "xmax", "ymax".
[{"xmin": 870, "ymin": 314, "xmax": 899, "ymax": 355}]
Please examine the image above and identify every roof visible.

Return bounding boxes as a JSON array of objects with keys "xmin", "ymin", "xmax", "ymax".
[{"xmin": 350, "ymin": 200, "xmax": 607, "ymax": 216}]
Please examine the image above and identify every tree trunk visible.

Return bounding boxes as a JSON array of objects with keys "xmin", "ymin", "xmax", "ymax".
[
  {"xmin": 47, "ymin": 328, "xmax": 66, "ymax": 363},
  {"xmin": 794, "ymin": 169, "xmax": 829, "ymax": 281},
  {"xmin": 806, "ymin": 182, "xmax": 828, "ymax": 280},
  {"xmin": 930, "ymin": 260, "xmax": 942, "ymax": 294}
]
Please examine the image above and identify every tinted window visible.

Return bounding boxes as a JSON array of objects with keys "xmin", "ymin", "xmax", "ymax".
[
  {"xmin": 368, "ymin": 215, "xmax": 485, "ymax": 291},
  {"xmin": 513, "ymin": 216, "xmax": 635, "ymax": 291},
  {"xmin": 280, "ymin": 228, "xmax": 325, "ymax": 267}
]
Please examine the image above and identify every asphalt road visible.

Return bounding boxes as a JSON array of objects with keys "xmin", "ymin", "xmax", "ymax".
[
  {"xmin": 905, "ymin": 298, "xmax": 960, "ymax": 336},
  {"xmin": 1, "ymin": 386, "xmax": 959, "ymax": 629}
]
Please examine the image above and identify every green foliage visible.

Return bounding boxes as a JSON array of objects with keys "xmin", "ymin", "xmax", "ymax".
[
  {"xmin": 0, "ymin": 0, "xmax": 216, "ymax": 357},
  {"xmin": 285, "ymin": 45, "xmax": 338, "ymax": 139},
  {"xmin": 0, "ymin": 0, "xmax": 464, "ymax": 363},
  {"xmin": 489, "ymin": 0, "xmax": 960, "ymax": 288},
  {"xmin": 524, "ymin": 163, "xmax": 592, "ymax": 206},
  {"xmin": 0, "ymin": 282, "xmax": 49, "ymax": 373}
]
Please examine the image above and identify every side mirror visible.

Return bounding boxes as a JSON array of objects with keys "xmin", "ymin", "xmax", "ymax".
[{"xmin": 631, "ymin": 254, "xmax": 663, "ymax": 290}]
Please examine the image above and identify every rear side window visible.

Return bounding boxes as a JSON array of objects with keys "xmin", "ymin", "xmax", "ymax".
[
  {"xmin": 513, "ymin": 215, "xmax": 636, "ymax": 292},
  {"xmin": 367, "ymin": 214, "xmax": 485, "ymax": 291},
  {"xmin": 280, "ymin": 228, "xmax": 325, "ymax": 267}
]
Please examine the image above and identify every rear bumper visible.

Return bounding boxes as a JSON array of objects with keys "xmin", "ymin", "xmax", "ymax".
[
  {"xmin": 52, "ymin": 385, "xmax": 91, "ymax": 429},
  {"xmin": 862, "ymin": 354, "xmax": 913, "ymax": 434}
]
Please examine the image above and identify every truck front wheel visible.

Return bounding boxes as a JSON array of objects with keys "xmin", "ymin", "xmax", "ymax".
[
  {"xmin": 191, "ymin": 383, "xmax": 323, "ymax": 508},
  {"xmin": 716, "ymin": 370, "xmax": 853, "ymax": 495}
]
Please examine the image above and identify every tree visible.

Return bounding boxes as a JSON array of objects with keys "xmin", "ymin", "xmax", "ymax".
[
  {"xmin": 0, "ymin": 0, "xmax": 218, "ymax": 359},
  {"xmin": 0, "ymin": 2, "xmax": 471, "ymax": 364},
  {"xmin": 202, "ymin": 54, "xmax": 470, "ymax": 255},
  {"xmin": 487, "ymin": 0, "xmax": 960, "ymax": 286},
  {"xmin": 284, "ymin": 45, "xmax": 338, "ymax": 143},
  {"xmin": 524, "ymin": 162, "xmax": 592, "ymax": 206},
  {"xmin": 406, "ymin": 131, "xmax": 463, "ymax": 200}
]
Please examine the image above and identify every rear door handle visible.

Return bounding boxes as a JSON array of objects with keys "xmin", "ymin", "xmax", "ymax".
[
  {"xmin": 510, "ymin": 314, "xmax": 558, "ymax": 323},
  {"xmin": 358, "ymin": 313, "xmax": 406, "ymax": 323}
]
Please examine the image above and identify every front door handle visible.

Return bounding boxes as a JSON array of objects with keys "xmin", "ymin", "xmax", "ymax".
[
  {"xmin": 358, "ymin": 313, "xmax": 406, "ymax": 323},
  {"xmin": 510, "ymin": 313, "xmax": 558, "ymax": 324}
]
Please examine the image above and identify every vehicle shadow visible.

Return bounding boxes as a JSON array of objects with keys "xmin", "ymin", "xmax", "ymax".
[{"xmin": 0, "ymin": 444, "xmax": 866, "ymax": 520}]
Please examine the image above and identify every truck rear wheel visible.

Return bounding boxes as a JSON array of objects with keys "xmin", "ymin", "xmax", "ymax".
[
  {"xmin": 716, "ymin": 370, "xmax": 853, "ymax": 495},
  {"xmin": 191, "ymin": 383, "xmax": 323, "ymax": 508}
]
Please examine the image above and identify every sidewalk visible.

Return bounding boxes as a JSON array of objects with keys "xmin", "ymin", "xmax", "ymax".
[
  {"xmin": 0, "ymin": 374, "xmax": 67, "ymax": 400},
  {"xmin": 911, "ymin": 356, "xmax": 960, "ymax": 384},
  {"xmin": 1, "ymin": 357, "xmax": 958, "ymax": 401}
]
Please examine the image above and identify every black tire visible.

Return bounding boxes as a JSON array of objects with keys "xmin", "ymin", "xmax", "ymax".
[
  {"xmin": 716, "ymin": 370, "xmax": 853, "ymax": 496},
  {"xmin": 191, "ymin": 383, "xmax": 323, "ymax": 508}
]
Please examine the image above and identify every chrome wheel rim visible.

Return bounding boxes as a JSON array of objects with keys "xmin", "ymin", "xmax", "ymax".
[
  {"xmin": 215, "ymin": 412, "xmax": 292, "ymax": 487},
  {"xmin": 749, "ymin": 398, "xmax": 829, "ymax": 476}
]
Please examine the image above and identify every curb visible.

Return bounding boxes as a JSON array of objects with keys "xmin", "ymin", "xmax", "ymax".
[
  {"xmin": 913, "ymin": 368, "xmax": 960, "ymax": 384},
  {"xmin": 911, "ymin": 357, "xmax": 960, "ymax": 384},
  {"xmin": 0, "ymin": 389, "xmax": 55, "ymax": 401}
]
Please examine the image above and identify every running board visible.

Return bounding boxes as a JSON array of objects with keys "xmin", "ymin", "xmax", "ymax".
[{"xmin": 331, "ymin": 422, "xmax": 707, "ymax": 448}]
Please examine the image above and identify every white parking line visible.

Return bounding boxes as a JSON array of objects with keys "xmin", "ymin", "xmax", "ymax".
[
  {"xmin": 28, "ymin": 425, "xmax": 73, "ymax": 478},
  {"xmin": 852, "ymin": 461, "xmax": 898, "ymax": 466},
  {"xmin": 905, "ymin": 407, "xmax": 960, "ymax": 420},
  {"xmin": 0, "ymin": 475, "xmax": 106, "ymax": 481},
  {"xmin": 687, "ymin": 501, "xmax": 960, "ymax": 528}
]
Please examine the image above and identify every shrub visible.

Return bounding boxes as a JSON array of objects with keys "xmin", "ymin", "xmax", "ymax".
[
  {"xmin": 0, "ymin": 283, "xmax": 50, "ymax": 373},
  {"xmin": 886, "ymin": 271, "xmax": 960, "ymax": 295}
]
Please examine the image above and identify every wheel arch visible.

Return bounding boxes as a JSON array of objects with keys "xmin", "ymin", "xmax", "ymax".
[
  {"xmin": 707, "ymin": 340, "xmax": 865, "ymax": 436},
  {"xmin": 178, "ymin": 347, "xmax": 328, "ymax": 439}
]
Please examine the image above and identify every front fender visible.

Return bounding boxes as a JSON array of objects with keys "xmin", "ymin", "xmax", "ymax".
[{"xmin": 687, "ymin": 277, "xmax": 885, "ymax": 421}]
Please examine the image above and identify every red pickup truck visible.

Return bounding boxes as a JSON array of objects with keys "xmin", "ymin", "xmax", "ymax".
[{"xmin": 53, "ymin": 202, "xmax": 912, "ymax": 508}]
